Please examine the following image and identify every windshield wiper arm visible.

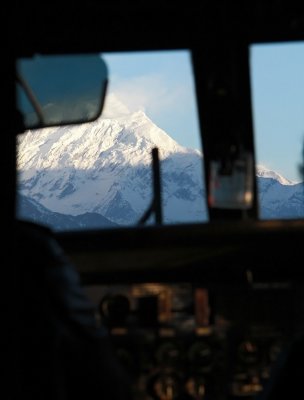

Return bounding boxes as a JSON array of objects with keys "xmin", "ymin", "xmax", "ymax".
[{"xmin": 138, "ymin": 147, "xmax": 163, "ymax": 226}]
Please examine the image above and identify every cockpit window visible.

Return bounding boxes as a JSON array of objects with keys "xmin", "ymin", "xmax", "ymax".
[
  {"xmin": 16, "ymin": 50, "xmax": 208, "ymax": 231},
  {"xmin": 250, "ymin": 41, "xmax": 304, "ymax": 220}
]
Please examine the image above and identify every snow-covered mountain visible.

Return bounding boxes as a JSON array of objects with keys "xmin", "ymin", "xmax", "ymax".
[
  {"xmin": 256, "ymin": 165, "xmax": 296, "ymax": 186},
  {"xmin": 16, "ymin": 102, "xmax": 304, "ymax": 230},
  {"xmin": 256, "ymin": 165, "xmax": 304, "ymax": 219},
  {"xmin": 17, "ymin": 105, "xmax": 207, "ymax": 228}
]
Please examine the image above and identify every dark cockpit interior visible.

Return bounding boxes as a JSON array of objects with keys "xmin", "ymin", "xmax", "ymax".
[{"xmin": 11, "ymin": 1, "xmax": 304, "ymax": 400}]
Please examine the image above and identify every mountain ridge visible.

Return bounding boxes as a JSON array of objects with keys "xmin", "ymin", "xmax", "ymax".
[
  {"xmin": 17, "ymin": 106, "xmax": 304, "ymax": 228},
  {"xmin": 17, "ymin": 193, "xmax": 118, "ymax": 231}
]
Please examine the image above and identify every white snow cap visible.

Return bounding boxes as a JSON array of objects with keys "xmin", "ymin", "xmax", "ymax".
[{"xmin": 256, "ymin": 164, "xmax": 295, "ymax": 185}]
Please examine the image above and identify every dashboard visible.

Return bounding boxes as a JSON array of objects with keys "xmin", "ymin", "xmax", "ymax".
[
  {"xmin": 84, "ymin": 279, "xmax": 301, "ymax": 400},
  {"xmin": 59, "ymin": 219, "xmax": 304, "ymax": 400}
]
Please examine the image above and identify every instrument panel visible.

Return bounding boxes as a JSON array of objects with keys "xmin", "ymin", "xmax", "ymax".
[{"xmin": 84, "ymin": 281, "xmax": 301, "ymax": 399}]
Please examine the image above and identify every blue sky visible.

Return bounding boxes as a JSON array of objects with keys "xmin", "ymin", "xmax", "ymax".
[
  {"xmin": 103, "ymin": 44, "xmax": 304, "ymax": 183},
  {"xmin": 102, "ymin": 50, "xmax": 202, "ymax": 151},
  {"xmin": 250, "ymin": 41, "xmax": 304, "ymax": 183}
]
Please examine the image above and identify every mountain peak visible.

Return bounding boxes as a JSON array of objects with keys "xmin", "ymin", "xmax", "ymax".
[
  {"xmin": 17, "ymin": 102, "xmax": 207, "ymax": 226},
  {"xmin": 256, "ymin": 164, "xmax": 295, "ymax": 185}
]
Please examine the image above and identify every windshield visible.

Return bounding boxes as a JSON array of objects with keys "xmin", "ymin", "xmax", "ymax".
[
  {"xmin": 16, "ymin": 50, "xmax": 208, "ymax": 231},
  {"xmin": 250, "ymin": 41, "xmax": 304, "ymax": 220}
]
